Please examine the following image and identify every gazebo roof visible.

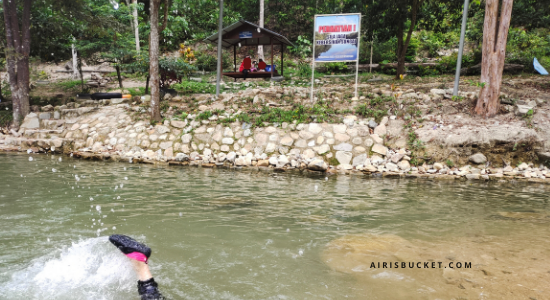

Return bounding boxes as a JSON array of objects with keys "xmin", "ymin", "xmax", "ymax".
[{"xmin": 204, "ymin": 20, "xmax": 294, "ymax": 49}]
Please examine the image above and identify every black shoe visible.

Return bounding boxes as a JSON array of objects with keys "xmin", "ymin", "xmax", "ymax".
[
  {"xmin": 138, "ymin": 278, "xmax": 165, "ymax": 300},
  {"xmin": 109, "ymin": 234, "xmax": 152, "ymax": 261}
]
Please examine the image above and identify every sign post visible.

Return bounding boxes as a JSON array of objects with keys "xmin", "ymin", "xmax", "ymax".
[{"xmin": 310, "ymin": 13, "xmax": 361, "ymax": 102}]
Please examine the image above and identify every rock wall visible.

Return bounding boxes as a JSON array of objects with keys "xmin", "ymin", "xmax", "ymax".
[{"xmin": 1, "ymin": 88, "xmax": 550, "ymax": 182}]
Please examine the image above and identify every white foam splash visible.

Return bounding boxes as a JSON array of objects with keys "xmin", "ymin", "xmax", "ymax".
[{"xmin": 0, "ymin": 237, "xmax": 135, "ymax": 299}]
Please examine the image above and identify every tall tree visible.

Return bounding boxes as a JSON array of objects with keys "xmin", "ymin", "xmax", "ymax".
[
  {"xmin": 475, "ymin": 0, "xmax": 514, "ymax": 117},
  {"xmin": 257, "ymin": 0, "xmax": 264, "ymax": 60},
  {"xmin": 3, "ymin": 0, "xmax": 32, "ymax": 129},
  {"xmin": 366, "ymin": 0, "xmax": 423, "ymax": 79},
  {"xmin": 395, "ymin": 0, "xmax": 420, "ymax": 79},
  {"xmin": 149, "ymin": 0, "xmax": 162, "ymax": 122}
]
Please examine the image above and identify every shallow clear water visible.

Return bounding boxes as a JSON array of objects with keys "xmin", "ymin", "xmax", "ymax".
[{"xmin": 1, "ymin": 153, "xmax": 549, "ymax": 300}]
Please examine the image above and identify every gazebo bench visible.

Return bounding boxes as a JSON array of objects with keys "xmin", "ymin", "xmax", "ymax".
[{"xmin": 222, "ymin": 71, "xmax": 279, "ymax": 79}]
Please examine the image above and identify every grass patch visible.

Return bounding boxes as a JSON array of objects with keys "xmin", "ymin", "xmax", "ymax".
[
  {"xmin": 55, "ymin": 80, "xmax": 82, "ymax": 92},
  {"xmin": 172, "ymin": 81, "xmax": 216, "ymax": 94},
  {"xmin": 0, "ymin": 110, "xmax": 13, "ymax": 128},
  {"xmin": 354, "ymin": 96, "xmax": 395, "ymax": 122}
]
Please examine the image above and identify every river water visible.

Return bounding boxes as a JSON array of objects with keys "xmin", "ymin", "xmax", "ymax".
[{"xmin": 0, "ymin": 153, "xmax": 549, "ymax": 300}]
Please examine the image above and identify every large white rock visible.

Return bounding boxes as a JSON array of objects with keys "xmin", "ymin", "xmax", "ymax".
[
  {"xmin": 469, "ymin": 153, "xmax": 487, "ymax": 164},
  {"xmin": 317, "ymin": 144, "xmax": 330, "ymax": 155},
  {"xmin": 302, "ymin": 149, "xmax": 316, "ymax": 160},
  {"xmin": 352, "ymin": 154, "xmax": 367, "ymax": 166},
  {"xmin": 269, "ymin": 156, "xmax": 278, "ymax": 165},
  {"xmin": 20, "ymin": 113, "xmax": 40, "ymax": 129},
  {"xmin": 333, "ymin": 143, "xmax": 353, "ymax": 151},
  {"xmin": 223, "ymin": 127, "xmax": 234, "ymax": 137},
  {"xmin": 335, "ymin": 151, "xmax": 352, "ymax": 165},
  {"xmin": 278, "ymin": 155, "xmax": 290, "ymax": 166},
  {"xmin": 222, "ymin": 138, "xmax": 234, "ymax": 145},
  {"xmin": 374, "ymin": 124, "xmax": 387, "ymax": 136},
  {"xmin": 308, "ymin": 159, "xmax": 328, "ymax": 172},
  {"xmin": 371, "ymin": 155, "xmax": 385, "ymax": 166},
  {"xmin": 397, "ymin": 160, "xmax": 410, "ymax": 170},
  {"xmin": 372, "ymin": 144, "xmax": 388, "ymax": 156},
  {"xmin": 226, "ymin": 152, "xmax": 236, "ymax": 162},
  {"xmin": 308, "ymin": 123, "xmax": 323, "ymax": 134},
  {"xmin": 385, "ymin": 162, "xmax": 399, "ymax": 172},
  {"xmin": 170, "ymin": 120, "xmax": 186, "ymax": 128}
]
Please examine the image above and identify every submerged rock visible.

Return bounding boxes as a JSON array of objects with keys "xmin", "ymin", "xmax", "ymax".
[{"xmin": 308, "ymin": 159, "xmax": 327, "ymax": 172}]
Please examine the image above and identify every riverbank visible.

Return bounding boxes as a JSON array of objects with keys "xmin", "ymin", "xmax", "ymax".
[
  {"xmin": 0, "ymin": 87, "xmax": 550, "ymax": 183},
  {"xmin": 2, "ymin": 75, "xmax": 550, "ymax": 184}
]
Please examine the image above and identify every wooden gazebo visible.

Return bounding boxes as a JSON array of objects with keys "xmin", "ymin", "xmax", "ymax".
[{"xmin": 204, "ymin": 20, "xmax": 294, "ymax": 80}]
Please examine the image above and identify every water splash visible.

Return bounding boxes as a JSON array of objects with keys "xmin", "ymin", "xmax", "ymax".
[{"xmin": 0, "ymin": 237, "xmax": 135, "ymax": 300}]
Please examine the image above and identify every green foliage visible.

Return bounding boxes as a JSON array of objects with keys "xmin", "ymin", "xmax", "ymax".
[
  {"xmin": 506, "ymin": 28, "xmax": 550, "ymax": 71},
  {"xmin": 322, "ymin": 62, "xmax": 348, "ymax": 73},
  {"xmin": 417, "ymin": 30, "xmax": 460, "ymax": 57},
  {"xmin": 436, "ymin": 52, "xmax": 476, "ymax": 73},
  {"xmin": 159, "ymin": 57, "xmax": 197, "ymax": 79},
  {"xmin": 523, "ymin": 109, "xmax": 534, "ymax": 127},
  {"xmin": 0, "ymin": 110, "xmax": 13, "ymax": 128},
  {"xmin": 288, "ymin": 35, "xmax": 312, "ymax": 61},
  {"xmin": 172, "ymin": 81, "xmax": 215, "ymax": 94},
  {"xmin": 194, "ymin": 52, "xmax": 217, "ymax": 71},
  {"xmin": 445, "ymin": 159, "xmax": 455, "ymax": 168},
  {"xmin": 354, "ymin": 96, "xmax": 394, "ymax": 122},
  {"xmin": 294, "ymin": 63, "xmax": 313, "ymax": 78},
  {"xmin": 128, "ymin": 87, "xmax": 146, "ymax": 96},
  {"xmin": 56, "ymin": 80, "xmax": 83, "ymax": 91},
  {"xmin": 468, "ymin": 80, "xmax": 487, "ymax": 88}
]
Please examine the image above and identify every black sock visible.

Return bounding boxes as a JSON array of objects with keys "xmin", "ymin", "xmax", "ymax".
[{"xmin": 137, "ymin": 278, "xmax": 165, "ymax": 300}]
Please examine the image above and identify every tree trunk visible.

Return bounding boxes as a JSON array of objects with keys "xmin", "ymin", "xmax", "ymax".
[
  {"xmin": 475, "ymin": 0, "xmax": 514, "ymax": 117},
  {"xmin": 3, "ymin": 0, "xmax": 32, "ymax": 129},
  {"xmin": 395, "ymin": 0, "xmax": 419, "ymax": 79},
  {"xmin": 145, "ymin": 75, "xmax": 150, "ymax": 95},
  {"xmin": 257, "ymin": 0, "xmax": 264, "ymax": 60},
  {"xmin": 149, "ymin": 0, "xmax": 162, "ymax": 122},
  {"xmin": 133, "ymin": 0, "xmax": 140, "ymax": 53},
  {"xmin": 72, "ymin": 41, "xmax": 79, "ymax": 80},
  {"xmin": 116, "ymin": 65, "xmax": 124, "ymax": 88}
]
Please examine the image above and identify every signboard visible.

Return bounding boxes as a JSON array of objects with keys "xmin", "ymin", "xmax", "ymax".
[
  {"xmin": 313, "ymin": 14, "xmax": 361, "ymax": 62},
  {"xmin": 239, "ymin": 31, "xmax": 253, "ymax": 39},
  {"xmin": 310, "ymin": 13, "xmax": 362, "ymax": 102}
]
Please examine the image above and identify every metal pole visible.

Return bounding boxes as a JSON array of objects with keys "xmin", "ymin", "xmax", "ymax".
[
  {"xmin": 453, "ymin": 0, "xmax": 470, "ymax": 96},
  {"xmin": 354, "ymin": 13, "xmax": 361, "ymax": 100},
  {"xmin": 215, "ymin": 0, "xmax": 224, "ymax": 98},
  {"xmin": 310, "ymin": 16, "xmax": 317, "ymax": 103}
]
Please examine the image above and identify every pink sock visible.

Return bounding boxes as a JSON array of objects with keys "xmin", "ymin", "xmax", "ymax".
[{"xmin": 125, "ymin": 252, "xmax": 148, "ymax": 263}]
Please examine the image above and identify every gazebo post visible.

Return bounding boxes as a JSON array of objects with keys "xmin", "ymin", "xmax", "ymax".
[
  {"xmin": 281, "ymin": 43, "xmax": 284, "ymax": 76},
  {"xmin": 270, "ymin": 38, "xmax": 274, "ymax": 78},
  {"xmin": 233, "ymin": 44, "xmax": 236, "ymax": 72}
]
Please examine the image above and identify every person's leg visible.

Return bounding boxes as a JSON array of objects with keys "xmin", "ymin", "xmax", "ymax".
[
  {"xmin": 243, "ymin": 69, "xmax": 249, "ymax": 80},
  {"xmin": 109, "ymin": 234, "xmax": 165, "ymax": 300}
]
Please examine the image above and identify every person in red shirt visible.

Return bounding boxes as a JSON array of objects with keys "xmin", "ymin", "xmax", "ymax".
[
  {"xmin": 258, "ymin": 59, "xmax": 267, "ymax": 71},
  {"xmin": 239, "ymin": 55, "xmax": 252, "ymax": 80}
]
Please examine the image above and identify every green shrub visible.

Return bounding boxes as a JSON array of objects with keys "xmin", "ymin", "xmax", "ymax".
[
  {"xmin": 0, "ymin": 110, "xmax": 13, "ymax": 128},
  {"xmin": 195, "ymin": 52, "xmax": 217, "ymax": 71},
  {"xmin": 354, "ymin": 96, "xmax": 394, "ymax": 122},
  {"xmin": 322, "ymin": 62, "xmax": 348, "ymax": 73},
  {"xmin": 172, "ymin": 81, "xmax": 216, "ymax": 94}
]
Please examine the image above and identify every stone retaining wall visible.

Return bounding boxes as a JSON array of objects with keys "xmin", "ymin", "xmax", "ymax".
[{"xmin": 1, "ymin": 99, "xmax": 550, "ymax": 182}]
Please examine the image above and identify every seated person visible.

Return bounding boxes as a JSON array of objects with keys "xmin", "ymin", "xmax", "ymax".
[
  {"xmin": 258, "ymin": 59, "xmax": 267, "ymax": 72},
  {"xmin": 239, "ymin": 55, "xmax": 252, "ymax": 80},
  {"xmin": 251, "ymin": 61, "xmax": 258, "ymax": 72}
]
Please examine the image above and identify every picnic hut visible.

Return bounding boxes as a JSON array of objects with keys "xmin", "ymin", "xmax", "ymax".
[{"xmin": 203, "ymin": 20, "xmax": 294, "ymax": 80}]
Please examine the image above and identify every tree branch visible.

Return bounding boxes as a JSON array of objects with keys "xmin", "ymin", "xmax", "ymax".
[
  {"xmin": 401, "ymin": 0, "xmax": 419, "ymax": 58},
  {"xmin": 160, "ymin": 0, "xmax": 172, "ymax": 32}
]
